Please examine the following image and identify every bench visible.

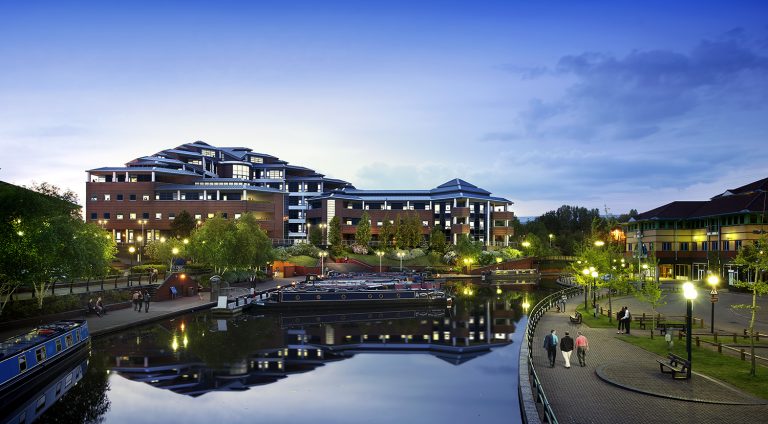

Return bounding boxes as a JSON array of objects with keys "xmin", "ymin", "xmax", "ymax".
[
  {"xmin": 569, "ymin": 311, "xmax": 582, "ymax": 324},
  {"xmin": 84, "ymin": 301, "xmax": 132, "ymax": 317},
  {"xmin": 655, "ymin": 322, "xmax": 686, "ymax": 334},
  {"xmin": 656, "ymin": 353, "xmax": 690, "ymax": 379}
]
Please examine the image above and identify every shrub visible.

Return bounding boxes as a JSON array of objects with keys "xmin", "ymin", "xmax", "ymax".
[
  {"xmin": 286, "ymin": 243, "xmax": 320, "ymax": 257},
  {"xmin": 443, "ymin": 251, "xmax": 457, "ymax": 264},
  {"xmin": 351, "ymin": 244, "xmax": 369, "ymax": 255},
  {"xmin": 386, "ymin": 248, "xmax": 425, "ymax": 261}
]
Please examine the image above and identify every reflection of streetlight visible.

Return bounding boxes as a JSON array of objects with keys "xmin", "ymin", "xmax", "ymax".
[
  {"xmin": 306, "ymin": 222, "xmax": 311, "ymax": 243},
  {"xmin": 683, "ymin": 281, "xmax": 697, "ymax": 379},
  {"xmin": 522, "ymin": 298, "xmax": 530, "ymax": 313},
  {"xmin": 397, "ymin": 251, "xmax": 405, "ymax": 272},
  {"xmin": 376, "ymin": 251, "xmax": 385, "ymax": 272},
  {"xmin": 318, "ymin": 251, "xmax": 328, "ymax": 276},
  {"xmin": 463, "ymin": 257, "xmax": 474, "ymax": 274},
  {"xmin": 707, "ymin": 274, "xmax": 720, "ymax": 333}
]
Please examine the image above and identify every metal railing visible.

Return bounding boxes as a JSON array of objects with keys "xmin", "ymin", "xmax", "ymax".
[{"xmin": 519, "ymin": 286, "xmax": 583, "ymax": 424}]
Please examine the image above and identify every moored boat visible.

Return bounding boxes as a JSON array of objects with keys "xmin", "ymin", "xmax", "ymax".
[
  {"xmin": 0, "ymin": 320, "xmax": 90, "ymax": 395},
  {"xmin": 254, "ymin": 285, "xmax": 451, "ymax": 309}
]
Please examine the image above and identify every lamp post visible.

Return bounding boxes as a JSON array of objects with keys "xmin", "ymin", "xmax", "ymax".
[
  {"xmin": 128, "ymin": 246, "xmax": 136, "ymax": 286},
  {"xmin": 306, "ymin": 222, "xmax": 311, "ymax": 243},
  {"xmin": 548, "ymin": 233, "xmax": 554, "ymax": 247},
  {"xmin": 683, "ymin": 281, "xmax": 697, "ymax": 379},
  {"xmin": 397, "ymin": 251, "xmax": 405, "ymax": 272},
  {"xmin": 636, "ymin": 230, "xmax": 643, "ymax": 283},
  {"xmin": 319, "ymin": 251, "xmax": 328, "ymax": 277},
  {"xmin": 376, "ymin": 250, "xmax": 384, "ymax": 272},
  {"xmin": 319, "ymin": 223, "xmax": 327, "ymax": 246},
  {"xmin": 582, "ymin": 268, "xmax": 590, "ymax": 310},
  {"xmin": 591, "ymin": 270, "xmax": 599, "ymax": 317},
  {"xmin": 171, "ymin": 247, "xmax": 179, "ymax": 273},
  {"xmin": 707, "ymin": 274, "xmax": 720, "ymax": 333}
]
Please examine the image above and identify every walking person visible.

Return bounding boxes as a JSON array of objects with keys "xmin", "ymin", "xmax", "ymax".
[
  {"xmin": 543, "ymin": 329, "xmax": 558, "ymax": 367},
  {"xmin": 617, "ymin": 306, "xmax": 626, "ymax": 334},
  {"xmin": 143, "ymin": 289, "xmax": 150, "ymax": 313},
  {"xmin": 137, "ymin": 291, "xmax": 143, "ymax": 313},
  {"xmin": 561, "ymin": 294, "xmax": 567, "ymax": 313},
  {"xmin": 575, "ymin": 331, "xmax": 589, "ymax": 367},
  {"xmin": 560, "ymin": 331, "xmax": 574, "ymax": 368},
  {"xmin": 132, "ymin": 291, "xmax": 140, "ymax": 311}
]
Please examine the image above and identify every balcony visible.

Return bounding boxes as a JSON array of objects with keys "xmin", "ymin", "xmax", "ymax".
[
  {"xmin": 492, "ymin": 227, "xmax": 514, "ymax": 236},
  {"xmin": 452, "ymin": 207, "xmax": 470, "ymax": 218},
  {"xmin": 492, "ymin": 211, "xmax": 514, "ymax": 220},
  {"xmin": 452, "ymin": 224, "xmax": 470, "ymax": 234},
  {"xmin": 341, "ymin": 225, "xmax": 356, "ymax": 234}
]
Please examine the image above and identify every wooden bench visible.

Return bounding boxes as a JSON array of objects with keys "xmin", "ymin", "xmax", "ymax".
[
  {"xmin": 569, "ymin": 311, "xmax": 582, "ymax": 324},
  {"xmin": 655, "ymin": 322, "xmax": 686, "ymax": 334},
  {"xmin": 656, "ymin": 353, "xmax": 690, "ymax": 379}
]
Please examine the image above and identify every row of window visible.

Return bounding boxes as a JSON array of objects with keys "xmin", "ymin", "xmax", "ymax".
[
  {"xmin": 627, "ymin": 214, "xmax": 764, "ymax": 232},
  {"xmin": 91, "ymin": 192, "xmax": 255, "ymax": 202},
  {"xmin": 631, "ymin": 240, "xmax": 744, "ymax": 252},
  {"xmin": 91, "ymin": 212, "xmax": 242, "ymax": 221}
]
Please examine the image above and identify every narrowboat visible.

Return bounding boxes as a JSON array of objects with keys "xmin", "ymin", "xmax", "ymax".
[
  {"xmin": 254, "ymin": 283, "xmax": 451, "ymax": 309},
  {"xmin": 0, "ymin": 320, "xmax": 90, "ymax": 395}
]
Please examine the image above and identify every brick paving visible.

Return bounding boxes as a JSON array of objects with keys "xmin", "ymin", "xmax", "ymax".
[{"xmin": 532, "ymin": 297, "xmax": 768, "ymax": 424}]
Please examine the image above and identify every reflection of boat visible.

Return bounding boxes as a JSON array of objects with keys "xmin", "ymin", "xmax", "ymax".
[
  {"xmin": 254, "ymin": 282, "xmax": 451, "ymax": 309},
  {"xmin": 483, "ymin": 269, "xmax": 539, "ymax": 284},
  {"xmin": 0, "ymin": 320, "xmax": 90, "ymax": 395},
  {"xmin": 275, "ymin": 307, "xmax": 447, "ymax": 327},
  {"xmin": 0, "ymin": 347, "xmax": 89, "ymax": 424}
]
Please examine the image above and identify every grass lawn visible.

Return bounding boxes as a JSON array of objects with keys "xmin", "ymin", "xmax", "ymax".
[
  {"xmin": 574, "ymin": 304, "xmax": 620, "ymax": 328},
  {"xmin": 287, "ymin": 255, "xmax": 318, "ymax": 267},
  {"xmin": 620, "ymin": 334, "xmax": 768, "ymax": 399},
  {"xmin": 346, "ymin": 253, "xmax": 436, "ymax": 267}
]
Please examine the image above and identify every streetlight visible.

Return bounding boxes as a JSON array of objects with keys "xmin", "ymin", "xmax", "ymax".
[
  {"xmin": 171, "ymin": 247, "xmax": 179, "ymax": 272},
  {"xmin": 683, "ymin": 281, "xmax": 697, "ymax": 379},
  {"xmin": 306, "ymin": 222, "xmax": 311, "ymax": 243},
  {"xmin": 521, "ymin": 240, "xmax": 531, "ymax": 249},
  {"xmin": 594, "ymin": 240, "xmax": 605, "ymax": 247},
  {"xmin": 707, "ymin": 274, "xmax": 720, "ymax": 333},
  {"xmin": 376, "ymin": 250, "xmax": 384, "ymax": 272},
  {"xmin": 582, "ymin": 268, "xmax": 590, "ymax": 310},
  {"xmin": 128, "ymin": 246, "xmax": 136, "ymax": 286},
  {"xmin": 397, "ymin": 251, "xmax": 405, "ymax": 272},
  {"xmin": 591, "ymin": 270, "xmax": 599, "ymax": 317},
  {"xmin": 548, "ymin": 233, "xmax": 554, "ymax": 247},
  {"xmin": 318, "ymin": 251, "xmax": 328, "ymax": 276}
]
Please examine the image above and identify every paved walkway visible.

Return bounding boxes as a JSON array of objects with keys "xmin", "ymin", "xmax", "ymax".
[{"xmin": 533, "ymin": 296, "xmax": 768, "ymax": 424}]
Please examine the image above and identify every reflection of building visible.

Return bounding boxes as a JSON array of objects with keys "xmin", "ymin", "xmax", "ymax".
[
  {"xmin": 623, "ymin": 177, "xmax": 768, "ymax": 283},
  {"xmin": 106, "ymin": 300, "xmax": 522, "ymax": 396}
]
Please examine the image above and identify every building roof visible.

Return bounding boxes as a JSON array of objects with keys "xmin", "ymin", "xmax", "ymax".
[
  {"xmin": 310, "ymin": 178, "xmax": 510, "ymax": 204},
  {"xmin": 87, "ymin": 166, "xmax": 200, "ymax": 176},
  {"xmin": 634, "ymin": 176, "xmax": 768, "ymax": 221}
]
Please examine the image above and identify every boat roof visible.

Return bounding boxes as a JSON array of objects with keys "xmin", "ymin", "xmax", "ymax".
[{"xmin": 0, "ymin": 321, "xmax": 83, "ymax": 359}]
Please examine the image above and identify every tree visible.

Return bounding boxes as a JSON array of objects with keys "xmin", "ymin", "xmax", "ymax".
[
  {"xmin": 355, "ymin": 212, "xmax": 372, "ymax": 247},
  {"xmin": 455, "ymin": 235, "xmax": 482, "ymax": 263},
  {"xmin": 327, "ymin": 216, "xmax": 343, "ymax": 256},
  {"xmin": 188, "ymin": 215, "xmax": 236, "ymax": 275},
  {"xmin": 309, "ymin": 225, "xmax": 322, "ymax": 246},
  {"xmin": 231, "ymin": 213, "xmax": 273, "ymax": 269},
  {"xmin": 380, "ymin": 219, "xmax": 395, "ymax": 248},
  {"xmin": 429, "ymin": 226, "xmax": 447, "ymax": 254},
  {"xmin": 144, "ymin": 237, "xmax": 186, "ymax": 271},
  {"xmin": 395, "ymin": 214, "xmax": 421, "ymax": 249},
  {"xmin": 171, "ymin": 210, "xmax": 196, "ymax": 238},
  {"xmin": 525, "ymin": 205, "xmax": 601, "ymax": 255},
  {"xmin": 732, "ymin": 235, "xmax": 768, "ymax": 376}
]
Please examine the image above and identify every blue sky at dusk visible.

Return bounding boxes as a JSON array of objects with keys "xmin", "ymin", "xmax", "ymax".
[{"xmin": 1, "ymin": 1, "xmax": 767, "ymax": 216}]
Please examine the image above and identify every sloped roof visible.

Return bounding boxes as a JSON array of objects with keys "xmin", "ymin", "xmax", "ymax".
[
  {"xmin": 635, "ymin": 191, "xmax": 768, "ymax": 220},
  {"xmin": 712, "ymin": 177, "xmax": 768, "ymax": 199}
]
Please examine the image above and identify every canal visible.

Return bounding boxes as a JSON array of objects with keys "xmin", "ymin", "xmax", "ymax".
[{"xmin": 26, "ymin": 284, "xmax": 554, "ymax": 424}]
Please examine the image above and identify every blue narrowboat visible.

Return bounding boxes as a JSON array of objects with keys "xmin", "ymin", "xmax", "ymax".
[{"xmin": 0, "ymin": 320, "xmax": 90, "ymax": 395}]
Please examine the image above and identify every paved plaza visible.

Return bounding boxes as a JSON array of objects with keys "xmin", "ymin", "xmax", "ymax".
[{"xmin": 532, "ymin": 295, "xmax": 768, "ymax": 424}]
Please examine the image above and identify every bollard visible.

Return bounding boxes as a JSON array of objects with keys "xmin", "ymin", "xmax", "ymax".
[
  {"xmin": 741, "ymin": 349, "xmax": 746, "ymax": 361},
  {"xmin": 714, "ymin": 333, "xmax": 718, "ymax": 343},
  {"xmin": 717, "ymin": 343, "xmax": 722, "ymax": 354},
  {"xmin": 757, "ymin": 333, "xmax": 760, "ymax": 342},
  {"xmin": 695, "ymin": 336, "xmax": 700, "ymax": 347},
  {"xmin": 733, "ymin": 333, "xmax": 738, "ymax": 343}
]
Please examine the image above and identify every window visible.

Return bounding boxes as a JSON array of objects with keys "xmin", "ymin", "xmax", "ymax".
[
  {"xmin": 142, "ymin": 194, "xmax": 150, "ymax": 201},
  {"xmin": 266, "ymin": 170, "xmax": 282, "ymax": 179},
  {"xmin": 422, "ymin": 221, "xmax": 429, "ymax": 227},
  {"xmin": 56, "ymin": 339, "xmax": 62, "ymax": 353},
  {"xmin": 250, "ymin": 156, "xmax": 263, "ymax": 164},
  {"xmin": 201, "ymin": 149, "xmax": 216, "ymax": 157},
  {"xmin": 116, "ymin": 194, "xmax": 123, "ymax": 201},
  {"xmin": 129, "ymin": 213, "xmax": 137, "ymax": 220},
  {"xmin": 234, "ymin": 213, "xmax": 241, "ymax": 219},
  {"xmin": 36, "ymin": 347, "xmax": 46, "ymax": 362},
  {"xmin": 89, "ymin": 195, "xmax": 97, "ymax": 202},
  {"xmin": 19, "ymin": 355, "xmax": 27, "ymax": 372},
  {"xmin": 692, "ymin": 242, "xmax": 698, "ymax": 251},
  {"xmin": 662, "ymin": 242, "xmax": 672, "ymax": 251},
  {"xmin": 169, "ymin": 213, "xmax": 175, "ymax": 220},
  {"xmin": 722, "ymin": 240, "xmax": 730, "ymax": 251},
  {"xmin": 702, "ymin": 241, "xmax": 708, "ymax": 251},
  {"xmin": 90, "ymin": 212, "xmax": 97, "ymax": 220},
  {"xmin": 445, "ymin": 220, "xmax": 450, "ymax": 229},
  {"xmin": 680, "ymin": 242, "xmax": 689, "ymax": 251},
  {"xmin": 232, "ymin": 164, "xmax": 249, "ymax": 179},
  {"xmin": 36, "ymin": 396, "xmax": 46, "ymax": 413},
  {"xmin": 65, "ymin": 334, "xmax": 73, "ymax": 348},
  {"xmin": 208, "ymin": 213, "xmax": 215, "ymax": 218},
  {"xmin": 103, "ymin": 212, "xmax": 110, "ymax": 219},
  {"xmin": 711, "ymin": 241, "xmax": 718, "ymax": 251},
  {"xmin": 195, "ymin": 214, "xmax": 202, "ymax": 219},
  {"xmin": 116, "ymin": 214, "xmax": 124, "ymax": 220},
  {"xmin": 142, "ymin": 212, "xmax": 149, "ymax": 219},
  {"xmin": 376, "ymin": 221, "xmax": 383, "ymax": 227},
  {"xmin": 104, "ymin": 194, "xmax": 111, "ymax": 201},
  {"xmin": 155, "ymin": 213, "xmax": 162, "ymax": 220},
  {"xmin": 736, "ymin": 240, "xmax": 742, "ymax": 250},
  {"xmin": 129, "ymin": 194, "xmax": 136, "ymax": 201},
  {"xmin": 434, "ymin": 204, "xmax": 440, "ymax": 213}
]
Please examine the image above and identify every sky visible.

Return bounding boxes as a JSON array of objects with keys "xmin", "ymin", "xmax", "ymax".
[{"xmin": 1, "ymin": 0, "xmax": 767, "ymax": 216}]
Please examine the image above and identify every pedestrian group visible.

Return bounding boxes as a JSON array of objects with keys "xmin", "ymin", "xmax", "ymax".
[{"xmin": 543, "ymin": 329, "xmax": 590, "ymax": 368}]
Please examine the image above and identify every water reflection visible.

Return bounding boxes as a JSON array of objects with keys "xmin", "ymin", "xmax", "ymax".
[{"xmin": 34, "ymin": 285, "xmax": 544, "ymax": 424}]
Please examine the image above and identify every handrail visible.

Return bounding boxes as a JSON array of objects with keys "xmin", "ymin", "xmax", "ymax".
[{"xmin": 519, "ymin": 286, "xmax": 583, "ymax": 424}]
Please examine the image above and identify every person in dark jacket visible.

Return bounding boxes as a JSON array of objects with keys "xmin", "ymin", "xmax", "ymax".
[
  {"xmin": 143, "ymin": 290, "xmax": 150, "ymax": 313},
  {"xmin": 560, "ymin": 331, "xmax": 575, "ymax": 368},
  {"xmin": 543, "ymin": 329, "xmax": 558, "ymax": 367}
]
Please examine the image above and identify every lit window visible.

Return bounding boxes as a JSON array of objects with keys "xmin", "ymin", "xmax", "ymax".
[
  {"xmin": 142, "ymin": 194, "xmax": 150, "ymax": 201},
  {"xmin": 116, "ymin": 214, "xmax": 124, "ymax": 220},
  {"xmin": 155, "ymin": 213, "xmax": 162, "ymax": 220},
  {"xmin": 208, "ymin": 213, "xmax": 215, "ymax": 218},
  {"xmin": 129, "ymin": 213, "xmax": 137, "ymax": 220},
  {"xmin": 104, "ymin": 194, "xmax": 111, "ymax": 201},
  {"xmin": 195, "ymin": 214, "xmax": 202, "ymax": 219}
]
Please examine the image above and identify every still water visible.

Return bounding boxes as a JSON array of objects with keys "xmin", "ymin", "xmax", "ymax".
[{"xmin": 28, "ymin": 286, "xmax": 547, "ymax": 424}]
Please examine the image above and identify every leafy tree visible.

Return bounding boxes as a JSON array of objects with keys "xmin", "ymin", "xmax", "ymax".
[
  {"xmin": 328, "ymin": 216, "xmax": 343, "ymax": 256},
  {"xmin": 454, "ymin": 234, "xmax": 482, "ymax": 263},
  {"xmin": 355, "ymin": 212, "xmax": 372, "ymax": 247},
  {"xmin": 429, "ymin": 226, "xmax": 447, "ymax": 253},
  {"xmin": 525, "ymin": 205, "xmax": 601, "ymax": 255},
  {"xmin": 25, "ymin": 181, "xmax": 80, "ymax": 209},
  {"xmin": 309, "ymin": 224, "xmax": 322, "ymax": 246},
  {"xmin": 144, "ymin": 237, "xmax": 186, "ymax": 271},
  {"xmin": 395, "ymin": 214, "xmax": 421, "ymax": 249},
  {"xmin": 188, "ymin": 215, "xmax": 236, "ymax": 274},
  {"xmin": 231, "ymin": 213, "xmax": 273, "ymax": 269},
  {"xmin": 171, "ymin": 210, "xmax": 196, "ymax": 238},
  {"xmin": 380, "ymin": 219, "xmax": 395, "ymax": 248},
  {"xmin": 732, "ymin": 235, "xmax": 768, "ymax": 376}
]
